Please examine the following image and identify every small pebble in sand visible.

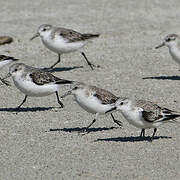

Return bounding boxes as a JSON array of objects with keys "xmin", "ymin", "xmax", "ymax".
[{"xmin": 0, "ymin": 36, "xmax": 13, "ymax": 45}]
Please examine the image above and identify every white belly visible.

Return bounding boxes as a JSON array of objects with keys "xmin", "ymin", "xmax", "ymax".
[
  {"xmin": 122, "ymin": 110, "xmax": 154, "ymax": 129},
  {"xmin": 75, "ymin": 95, "xmax": 111, "ymax": 114},
  {"xmin": 170, "ymin": 47, "xmax": 180, "ymax": 64},
  {"xmin": 13, "ymin": 77, "xmax": 59, "ymax": 97},
  {"xmin": 42, "ymin": 36, "xmax": 86, "ymax": 54}
]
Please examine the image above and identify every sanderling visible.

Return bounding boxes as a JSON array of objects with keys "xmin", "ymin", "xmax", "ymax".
[
  {"xmin": 30, "ymin": 24, "xmax": 100, "ymax": 70},
  {"xmin": 155, "ymin": 34, "xmax": 180, "ymax": 65},
  {"xmin": 4, "ymin": 63, "xmax": 73, "ymax": 109},
  {"xmin": 0, "ymin": 55, "xmax": 18, "ymax": 86},
  {"xmin": 107, "ymin": 98, "xmax": 180, "ymax": 140},
  {"xmin": 61, "ymin": 82, "xmax": 122, "ymax": 133}
]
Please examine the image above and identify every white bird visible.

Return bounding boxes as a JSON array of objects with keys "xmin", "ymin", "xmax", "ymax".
[
  {"xmin": 4, "ymin": 63, "xmax": 73, "ymax": 109},
  {"xmin": 61, "ymin": 82, "xmax": 122, "ymax": 133},
  {"xmin": 106, "ymin": 98, "xmax": 180, "ymax": 140},
  {"xmin": 0, "ymin": 55, "xmax": 18, "ymax": 86},
  {"xmin": 156, "ymin": 34, "xmax": 180, "ymax": 65},
  {"xmin": 30, "ymin": 24, "xmax": 100, "ymax": 70}
]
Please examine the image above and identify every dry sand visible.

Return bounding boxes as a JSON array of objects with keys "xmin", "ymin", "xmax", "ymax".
[{"xmin": 0, "ymin": 0, "xmax": 180, "ymax": 179}]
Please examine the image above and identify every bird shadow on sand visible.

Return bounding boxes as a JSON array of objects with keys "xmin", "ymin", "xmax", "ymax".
[
  {"xmin": 95, "ymin": 136, "xmax": 172, "ymax": 142},
  {"xmin": 143, "ymin": 76, "xmax": 180, "ymax": 80},
  {"xmin": 49, "ymin": 66, "xmax": 84, "ymax": 72},
  {"xmin": 0, "ymin": 106, "xmax": 54, "ymax": 112},
  {"xmin": 49, "ymin": 126, "xmax": 119, "ymax": 133}
]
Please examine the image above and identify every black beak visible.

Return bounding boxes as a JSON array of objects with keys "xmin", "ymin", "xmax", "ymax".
[
  {"xmin": 61, "ymin": 90, "xmax": 72, "ymax": 98},
  {"xmin": 155, "ymin": 42, "xmax": 165, "ymax": 49},
  {"xmin": 30, "ymin": 33, "xmax": 40, "ymax": 41},
  {"xmin": 105, "ymin": 107, "xmax": 117, "ymax": 114}
]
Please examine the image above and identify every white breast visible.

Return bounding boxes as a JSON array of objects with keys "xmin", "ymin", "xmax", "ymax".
[
  {"xmin": 122, "ymin": 110, "xmax": 154, "ymax": 129},
  {"xmin": 42, "ymin": 35, "xmax": 86, "ymax": 54},
  {"xmin": 13, "ymin": 76, "xmax": 59, "ymax": 97},
  {"xmin": 74, "ymin": 93, "xmax": 112, "ymax": 114},
  {"xmin": 169, "ymin": 47, "xmax": 180, "ymax": 64}
]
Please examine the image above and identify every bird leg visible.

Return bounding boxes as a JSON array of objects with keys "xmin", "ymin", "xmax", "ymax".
[
  {"xmin": 56, "ymin": 91, "xmax": 64, "ymax": 108},
  {"xmin": 81, "ymin": 52, "xmax": 96, "ymax": 70},
  {"xmin": 50, "ymin": 54, "xmax": 61, "ymax": 68},
  {"xmin": 85, "ymin": 119, "xmax": 96, "ymax": 131},
  {"xmin": 110, "ymin": 113, "xmax": 123, "ymax": 127},
  {"xmin": 150, "ymin": 128, "xmax": 157, "ymax": 141},
  {"xmin": 16, "ymin": 95, "xmax": 27, "ymax": 109},
  {"xmin": 140, "ymin": 129, "xmax": 145, "ymax": 137}
]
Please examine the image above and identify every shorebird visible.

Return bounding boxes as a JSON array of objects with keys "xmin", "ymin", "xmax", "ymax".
[
  {"xmin": 4, "ymin": 63, "xmax": 73, "ymax": 109},
  {"xmin": 107, "ymin": 98, "xmax": 180, "ymax": 140},
  {"xmin": 30, "ymin": 24, "xmax": 100, "ymax": 70},
  {"xmin": 156, "ymin": 34, "xmax": 180, "ymax": 65},
  {"xmin": 61, "ymin": 82, "xmax": 122, "ymax": 133}
]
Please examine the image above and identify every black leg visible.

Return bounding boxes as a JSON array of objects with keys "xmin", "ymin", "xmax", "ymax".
[
  {"xmin": 16, "ymin": 95, "xmax": 27, "ymax": 109},
  {"xmin": 56, "ymin": 92, "xmax": 64, "ymax": 108},
  {"xmin": 140, "ymin": 129, "xmax": 145, "ymax": 137},
  {"xmin": 110, "ymin": 113, "xmax": 122, "ymax": 127},
  {"xmin": 79, "ymin": 119, "xmax": 97, "ymax": 135},
  {"xmin": 151, "ymin": 128, "xmax": 157, "ymax": 139},
  {"xmin": 81, "ymin": 52, "xmax": 95, "ymax": 70},
  {"xmin": 143, "ymin": 129, "xmax": 145, "ymax": 137},
  {"xmin": 50, "ymin": 54, "xmax": 61, "ymax": 68},
  {"xmin": 0, "ymin": 77, "xmax": 10, "ymax": 86},
  {"xmin": 85, "ymin": 119, "xmax": 96, "ymax": 130},
  {"xmin": 80, "ymin": 113, "xmax": 99, "ymax": 135}
]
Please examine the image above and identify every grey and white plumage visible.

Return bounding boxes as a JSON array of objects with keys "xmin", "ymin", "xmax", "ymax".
[
  {"xmin": 156, "ymin": 34, "xmax": 180, "ymax": 65},
  {"xmin": 30, "ymin": 24, "xmax": 100, "ymax": 69},
  {"xmin": 107, "ymin": 98, "xmax": 180, "ymax": 140},
  {"xmin": 0, "ymin": 55, "xmax": 18, "ymax": 69},
  {"xmin": 61, "ymin": 82, "xmax": 122, "ymax": 132},
  {"xmin": 0, "ymin": 55, "xmax": 19, "ymax": 86},
  {"xmin": 4, "ymin": 63, "xmax": 73, "ymax": 109}
]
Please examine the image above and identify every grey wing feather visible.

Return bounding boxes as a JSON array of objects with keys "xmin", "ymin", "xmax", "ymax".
[
  {"xmin": 30, "ymin": 71, "xmax": 73, "ymax": 85},
  {"xmin": 91, "ymin": 86, "xmax": 118, "ymax": 105},
  {"xmin": 141, "ymin": 111, "xmax": 163, "ymax": 122},
  {"xmin": 136, "ymin": 100, "xmax": 163, "ymax": 122},
  {"xmin": 137, "ymin": 100, "xmax": 180, "ymax": 122},
  {"xmin": 57, "ymin": 28, "xmax": 100, "ymax": 42}
]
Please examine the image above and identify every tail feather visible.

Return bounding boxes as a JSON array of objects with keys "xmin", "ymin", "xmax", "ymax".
[{"xmin": 82, "ymin": 33, "xmax": 100, "ymax": 40}]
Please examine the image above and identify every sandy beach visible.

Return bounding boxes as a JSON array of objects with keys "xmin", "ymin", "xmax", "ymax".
[{"xmin": 0, "ymin": 0, "xmax": 180, "ymax": 179}]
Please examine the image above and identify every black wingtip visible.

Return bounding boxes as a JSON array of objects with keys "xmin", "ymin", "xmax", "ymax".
[
  {"xmin": 0, "ymin": 55, "xmax": 19, "ymax": 61},
  {"xmin": 93, "ymin": 34, "xmax": 100, "ymax": 37},
  {"xmin": 91, "ymin": 34, "xmax": 100, "ymax": 38},
  {"xmin": 12, "ymin": 57, "xmax": 19, "ymax": 61},
  {"xmin": 83, "ymin": 33, "xmax": 100, "ymax": 40},
  {"xmin": 163, "ymin": 114, "xmax": 180, "ymax": 121},
  {"xmin": 55, "ymin": 80, "xmax": 74, "ymax": 85},
  {"xmin": 170, "ymin": 114, "xmax": 180, "ymax": 119}
]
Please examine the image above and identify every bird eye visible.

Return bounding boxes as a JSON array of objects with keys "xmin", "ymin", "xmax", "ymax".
[
  {"xmin": 120, "ymin": 102, "xmax": 124, "ymax": 105},
  {"xmin": 14, "ymin": 68, "xmax": 18, "ymax": 72},
  {"xmin": 42, "ymin": 28, "xmax": 46, "ymax": 31},
  {"xmin": 166, "ymin": 38, "xmax": 171, "ymax": 42},
  {"xmin": 73, "ymin": 86, "xmax": 78, "ymax": 90}
]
